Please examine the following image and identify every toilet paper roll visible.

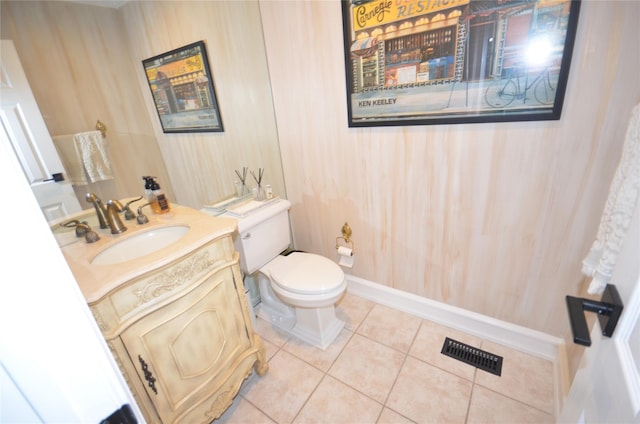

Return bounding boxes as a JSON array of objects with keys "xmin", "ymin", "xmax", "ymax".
[{"xmin": 337, "ymin": 246, "xmax": 354, "ymax": 268}]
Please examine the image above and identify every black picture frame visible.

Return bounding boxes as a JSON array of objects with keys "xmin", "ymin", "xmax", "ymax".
[
  {"xmin": 341, "ymin": 0, "xmax": 581, "ymax": 127},
  {"xmin": 142, "ymin": 41, "xmax": 223, "ymax": 133}
]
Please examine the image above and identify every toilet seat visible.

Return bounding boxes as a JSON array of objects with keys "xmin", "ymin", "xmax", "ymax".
[{"xmin": 270, "ymin": 252, "xmax": 344, "ymax": 295}]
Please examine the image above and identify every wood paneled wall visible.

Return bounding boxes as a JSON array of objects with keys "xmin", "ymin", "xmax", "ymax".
[{"xmin": 259, "ymin": 0, "xmax": 640, "ymax": 340}]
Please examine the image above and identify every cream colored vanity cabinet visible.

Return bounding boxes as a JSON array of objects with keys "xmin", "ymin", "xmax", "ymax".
[{"xmin": 87, "ymin": 231, "xmax": 268, "ymax": 423}]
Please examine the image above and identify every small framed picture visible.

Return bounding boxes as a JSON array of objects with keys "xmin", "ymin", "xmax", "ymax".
[{"xmin": 142, "ymin": 41, "xmax": 223, "ymax": 133}]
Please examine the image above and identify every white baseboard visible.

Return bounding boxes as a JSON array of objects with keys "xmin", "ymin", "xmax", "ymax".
[{"xmin": 345, "ymin": 274, "xmax": 569, "ymax": 417}]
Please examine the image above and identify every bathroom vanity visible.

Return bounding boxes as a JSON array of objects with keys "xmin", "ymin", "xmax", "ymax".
[{"xmin": 59, "ymin": 204, "xmax": 268, "ymax": 423}]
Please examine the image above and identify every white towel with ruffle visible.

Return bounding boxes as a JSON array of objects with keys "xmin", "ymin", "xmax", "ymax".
[
  {"xmin": 53, "ymin": 130, "xmax": 114, "ymax": 185},
  {"xmin": 581, "ymin": 102, "xmax": 640, "ymax": 294}
]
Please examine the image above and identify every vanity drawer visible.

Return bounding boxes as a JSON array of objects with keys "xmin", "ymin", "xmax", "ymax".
[{"xmin": 91, "ymin": 234, "xmax": 236, "ymax": 337}]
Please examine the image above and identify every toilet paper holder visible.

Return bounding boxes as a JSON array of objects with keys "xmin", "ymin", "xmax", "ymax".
[{"xmin": 335, "ymin": 222, "xmax": 355, "ymax": 253}]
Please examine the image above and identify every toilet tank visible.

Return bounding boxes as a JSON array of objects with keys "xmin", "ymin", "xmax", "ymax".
[{"xmin": 229, "ymin": 199, "xmax": 292, "ymax": 274}]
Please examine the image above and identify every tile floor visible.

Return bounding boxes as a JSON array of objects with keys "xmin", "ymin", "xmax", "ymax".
[{"xmin": 218, "ymin": 293, "xmax": 555, "ymax": 423}]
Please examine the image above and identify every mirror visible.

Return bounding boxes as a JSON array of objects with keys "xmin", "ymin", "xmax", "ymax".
[{"xmin": 0, "ymin": 0, "xmax": 285, "ymax": 212}]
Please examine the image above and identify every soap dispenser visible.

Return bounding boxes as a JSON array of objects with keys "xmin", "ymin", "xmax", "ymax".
[
  {"xmin": 151, "ymin": 177, "xmax": 170, "ymax": 214},
  {"xmin": 142, "ymin": 176, "xmax": 154, "ymax": 200},
  {"xmin": 143, "ymin": 176, "xmax": 170, "ymax": 214}
]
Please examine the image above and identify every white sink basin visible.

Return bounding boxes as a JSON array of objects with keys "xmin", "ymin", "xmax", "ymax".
[{"xmin": 91, "ymin": 225, "xmax": 190, "ymax": 265}]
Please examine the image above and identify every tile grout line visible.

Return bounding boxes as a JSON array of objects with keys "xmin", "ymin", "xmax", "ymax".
[
  {"xmin": 237, "ymin": 346, "xmax": 282, "ymax": 424},
  {"xmin": 464, "ymin": 367, "xmax": 478, "ymax": 423},
  {"xmin": 376, "ymin": 315, "xmax": 422, "ymax": 422},
  {"xmin": 286, "ymin": 328, "xmax": 358, "ymax": 421},
  {"xmin": 464, "ymin": 341, "xmax": 480, "ymax": 423},
  {"xmin": 376, "ymin": 345, "xmax": 415, "ymax": 423},
  {"xmin": 289, "ymin": 373, "xmax": 327, "ymax": 424},
  {"xmin": 471, "ymin": 383, "xmax": 556, "ymax": 418}
]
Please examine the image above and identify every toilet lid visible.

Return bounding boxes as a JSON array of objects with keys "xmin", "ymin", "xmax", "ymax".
[{"xmin": 270, "ymin": 252, "xmax": 345, "ymax": 295}]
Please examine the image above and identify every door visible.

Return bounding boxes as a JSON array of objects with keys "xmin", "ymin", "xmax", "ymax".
[
  {"xmin": 560, "ymin": 200, "xmax": 640, "ymax": 422},
  {"xmin": 0, "ymin": 40, "xmax": 81, "ymax": 221},
  {"xmin": 0, "ymin": 122, "xmax": 142, "ymax": 422},
  {"xmin": 466, "ymin": 21, "xmax": 495, "ymax": 81},
  {"xmin": 121, "ymin": 267, "xmax": 250, "ymax": 422}
]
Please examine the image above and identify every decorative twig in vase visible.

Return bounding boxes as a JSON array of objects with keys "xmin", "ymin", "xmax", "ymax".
[
  {"xmin": 251, "ymin": 168, "xmax": 265, "ymax": 201},
  {"xmin": 234, "ymin": 167, "xmax": 250, "ymax": 197}
]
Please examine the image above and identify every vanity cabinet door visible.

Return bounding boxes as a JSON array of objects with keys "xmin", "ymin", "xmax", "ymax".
[{"xmin": 121, "ymin": 266, "xmax": 250, "ymax": 423}]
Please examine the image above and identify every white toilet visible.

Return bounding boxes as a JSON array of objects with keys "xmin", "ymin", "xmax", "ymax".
[{"xmin": 228, "ymin": 198, "xmax": 346, "ymax": 350}]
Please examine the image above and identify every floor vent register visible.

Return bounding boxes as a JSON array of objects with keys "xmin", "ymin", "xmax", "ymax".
[{"xmin": 440, "ymin": 337, "xmax": 503, "ymax": 376}]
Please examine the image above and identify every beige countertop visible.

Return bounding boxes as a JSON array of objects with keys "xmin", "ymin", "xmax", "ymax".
[{"xmin": 61, "ymin": 204, "xmax": 237, "ymax": 303}]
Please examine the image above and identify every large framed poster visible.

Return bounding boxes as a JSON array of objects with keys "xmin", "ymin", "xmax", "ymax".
[
  {"xmin": 143, "ymin": 41, "xmax": 224, "ymax": 133},
  {"xmin": 342, "ymin": 0, "xmax": 581, "ymax": 127}
]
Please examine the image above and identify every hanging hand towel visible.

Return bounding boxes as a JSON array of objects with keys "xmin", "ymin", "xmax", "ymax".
[
  {"xmin": 73, "ymin": 130, "xmax": 114, "ymax": 183},
  {"xmin": 52, "ymin": 134, "xmax": 89, "ymax": 185},
  {"xmin": 582, "ymin": 102, "xmax": 640, "ymax": 294}
]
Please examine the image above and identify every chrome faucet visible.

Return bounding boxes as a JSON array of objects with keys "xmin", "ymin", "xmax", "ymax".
[
  {"xmin": 105, "ymin": 200, "xmax": 127, "ymax": 234},
  {"xmin": 86, "ymin": 193, "xmax": 109, "ymax": 229}
]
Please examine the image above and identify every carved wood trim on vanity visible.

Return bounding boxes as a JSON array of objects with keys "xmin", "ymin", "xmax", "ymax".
[
  {"xmin": 90, "ymin": 236, "xmax": 233, "ymax": 338},
  {"xmin": 133, "ymin": 249, "xmax": 216, "ymax": 306}
]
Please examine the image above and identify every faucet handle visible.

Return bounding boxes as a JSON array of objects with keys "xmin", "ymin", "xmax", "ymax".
[
  {"xmin": 136, "ymin": 202, "xmax": 151, "ymax": 225},
  {"xmin": 61, "ymin": 219, "xmax": 90, "ymax": 237},
  {"xmin": 75, "ymin": 223, "xmax": 100, "ymax": 243},
  {"xmin": 123, "ymin": 196, "xmax": 144, "ymax": 220}
]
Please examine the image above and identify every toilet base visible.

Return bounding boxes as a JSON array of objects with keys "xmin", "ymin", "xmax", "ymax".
[
  {"xmin": 256, "ymin": 299, "xmax": 296, "ymax": 331},
  {"xmin": 256, "ymin": 303, "xmax": 344, "ymax": 351},
  {"xmin": 291, "ymin": 306, "xmax": 345, "ymax": 350},
  {"xmin": 255, "ymin": 274, "xmax": 345, "ymax": 350},
  {"xmin": 255, "ymin": 274, "xmax": 297, "ymax": 330}
]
